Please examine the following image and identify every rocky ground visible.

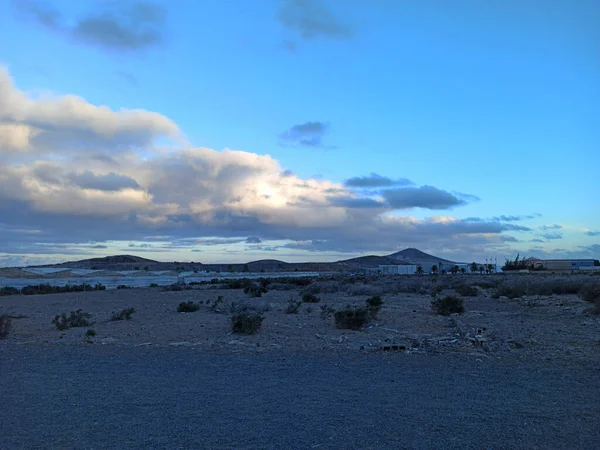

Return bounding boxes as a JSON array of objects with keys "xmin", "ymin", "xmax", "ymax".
[{"xmin": 1, "ymin": 275, "xmax": 599, "ymax": 361}]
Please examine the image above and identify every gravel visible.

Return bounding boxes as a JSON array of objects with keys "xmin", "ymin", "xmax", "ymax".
[{"xmin": 2, "ymin": 346, "xmax": 599, "ymax": 449}]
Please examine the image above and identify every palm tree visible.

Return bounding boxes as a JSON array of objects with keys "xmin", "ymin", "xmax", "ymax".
[
  {"xmin": 450, "ymin": 265, "xmax": 459, "ymax": 275},
  {"xmin": 416, "ymin": 265, "xmax": 424, "ymax": 275},
  {"xmin": 470, "ymin": 262, "xmax": 478, "ymax": 274},
  {"xmin": 478, "ymin": 265, "xmax": 485, "ymax": 274},
  {"xmin": 460, "ymin": 267, "xmax": 466, "ymax": 274},
  {"xmin": 431, "ymin": 264, "xmax": 438, "ymax": 274}
]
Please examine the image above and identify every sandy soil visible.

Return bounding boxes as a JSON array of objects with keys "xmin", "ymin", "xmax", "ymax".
[{"xmin": 2, "ymin": 278, "xmax": 599, "ymax": 362}]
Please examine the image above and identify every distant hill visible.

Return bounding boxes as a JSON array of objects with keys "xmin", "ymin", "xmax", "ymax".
[
  {"xmin": 387, "ymin": 248, "xmax": 462, "ymax": 265},
  {"xmin": 24, "ymin": 248, "xmax": 464, "ymax": 271},
  {"xmin": 335, "ymin": 255, "xmax": 409, "ymax": 268}
]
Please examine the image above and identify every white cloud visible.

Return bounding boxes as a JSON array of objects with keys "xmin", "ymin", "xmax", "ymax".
[{"xmin": 0, "ymin": 66, "xmax": 541, "ymax": 264}]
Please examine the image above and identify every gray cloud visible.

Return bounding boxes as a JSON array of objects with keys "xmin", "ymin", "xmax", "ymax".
[
  {"xmin": 328, "ymin": 196, "xmax": 385, "ymax": 209},
  {"xmin": 276, "ymin": 0, "xmax": 354, "ymax": 42},
  {"xmin": 491, "ymin": 214, "xmax": 541, "ymax": 222},
  {"xmin": 530, "ymin": 238, "xmax": 545, "ymax": 243},
  {"xmin": 345, "ymin": 173, "xmax": 414, "ymax": 188},
  {"xmin": 539, "ymin": 232, "xmax": 563, "ymax": 240},
  {"xmin": 15, "ymin": 0, "xmax": 167, "ymax": 52},
  {"xmin": 539, "ymin": 224, "xmax": 562, "ymax": 230},
  {"xmin": 279, "ymin": 121, "xmax": 332, "ymax": 148},
  {"xmin": 585, "ymin": 231, "xmax": 600, "ymax": 237},
  {"xmin": 382, "ymin": 186, "xmax": 469, "ymax": 210},
  {"xmin": 68, "ymin": 171, "xmax": 140, "ymax": 191},
  {"xmin": 245, "ymin": 236, "xmax": 262, "ymax": 244}
]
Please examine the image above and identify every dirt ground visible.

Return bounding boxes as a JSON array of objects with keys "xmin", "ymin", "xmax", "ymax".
[{"xmin": 2, "ymin": 275, "xmax": 599, "ymax": 362}]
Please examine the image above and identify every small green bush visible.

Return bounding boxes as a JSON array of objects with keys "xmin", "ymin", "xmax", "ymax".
[
  {"xmin": 302, "ymin": 292, "xmax": 320, "ymax": 303},
  {"xmin": 177, "ymin": 301, "xmax": 200, "ymax": 313},
  {"xmin": 431, "ymin": 296, "xmax": 465, "ymax": 316},
  {"xmin": 456, "ymin": 284, "xmax": 478, "ymax": 297},
  {"xmin": 149, "ymin": 283, "xmax": 159, "ymax": 288},
  {"xmin": 334, "ymin": 307, "xmax": 370, "ymax": 330},
  {"xmin": 52, "ymin": 309, "xmax": 93, "ymax": 330},
  {"xmin": 0, "ymin": 313, "xmax": 12, "ymax": 339},
  {"xmin": 231, "ymin": 312, "xmax": 264, "ymax": 334},
  {"xmin": 110, "ymin": 307, "xmax": 135, "ymax": 321}
]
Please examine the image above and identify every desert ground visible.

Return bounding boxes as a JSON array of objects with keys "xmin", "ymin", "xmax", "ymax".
[{"xmin": 2, "ymin": 273, "xmax": 599, "ymax": 449}]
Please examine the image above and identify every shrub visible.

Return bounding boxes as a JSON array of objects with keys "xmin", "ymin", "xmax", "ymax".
[
  {"xmin": 0, "ymin": 286, "xmax": 19, "ymax": 296},
  {"xmin": 116, "ymin": 285, "xmax": 131, "ymax": 290},
  {"xmin": 431, "ymin": 285, "xmax": 445, "ymax": 296},
  {"xmin": 320, "ymin": 305, "xmax": 336, "ymax": 319},
  {"xmin": 0, "ymin": 313, "xmax": 12, "ymax": 339},
  {"xmin": 334, "ymin": 307, "xmax": 370, "ymax": 330},
  {"xmin": 52, "ymin": 309, "xmax": 93, "ymax": 330},
  {"xmin": 164, "ymin": 283, "xmax": 191, "ymax": 291},
  {"xmin": 285, "ymin": 299, "xmax": 302, "ymax": 314},
  {"xmin": 365, "ymin": 295, "xmax": 384, "ymax": 318},
  {"xmin": 210, "ymin": 296, "xmax": 225, "ymax": 313},
  {"xmin": 110, "ymin": 307, "xmax": 135, "ymax": 321},
  {"xmin": 84, "ymin": 329, "xmax": 96, "ymax": 342},
  {"xmin": 431, "ymin": 296, "xmax": 464, "ymax": 316},
  {"xmin": 455, "ymin": 284, "xmax": 478, "ymax": 297},
  {"xmin": 493, "ymin": 283, "xmax": 527, "ymax": 299},
  {"xmin": 231, "ymin": 312, "xmax": 264, "ymax": 334},
  {"xmin": 20, "ymin": 283, "xmax": 104, "ymax": 296},
  {"xmin": 579, "ymin": 282, "xmax": 600, "ymax": 314},
  {"xmin": 244, "ymin": 284, "xmax": 268, "ymax": 298},
  {"xmin": 150, "ymin": 283, "xmax": 159, "ymax": 288},
  {"xmin": 177, "ymin": 301, "xmax": 200, "ymax": 313},
  {"xmin": 302, "ymin": 292, "xmax": 320, "ymax": 303}
]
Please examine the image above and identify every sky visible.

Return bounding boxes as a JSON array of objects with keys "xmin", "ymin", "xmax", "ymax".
[{"xmin": 0, "ymin": 0, "xmax": 598, "ymax": 266}]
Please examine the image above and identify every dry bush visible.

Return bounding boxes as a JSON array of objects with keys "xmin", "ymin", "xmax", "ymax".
[
  {"xmin": 285, "ymin": 299, "xmax": 302, "ymax": 314},
  {"xmin": 493, "ymin": 275, "xmax": 590, "ymax": 299},
  {"xmin": 334, "ymin": 307, "xmax": 370, "ymax": 330},
  {"xmin": 345, "ymin": 283, "xmax": 384, "ymax": 296},
  {"xmin": 110, "ymin": 307, "xmax": 135, "ymax": 321},
  {"xmin": 177, "ymin": 301, "xmax": 200, "ymax": 313},
  {"xmin": 304, "ymin": 280, "xmax": 344, "ymax": 294},
  {"xmin": 52, "ymin": 309, "xmax": 93, "ymax": 330},
  {"xmin": 301, "ymin": 292, "xmax": 321, "ymax": 303},
  {"xmin": 455, "ymin": 284, "xmax": 478, "ymax": 297},
  {"xmin": 579, "ymin": 282, "xmax": 600, "ymax": 314},
  {"xmin": 231, "ymin": 311, "xmax": 264, "ymax": 334},
  {"xmin": 431, "ymin": 296, "xmax": 465, "ymax": 316},
  {"xmin": 0, "ymin": 313, "xmax": 12, "ymax": 339}
]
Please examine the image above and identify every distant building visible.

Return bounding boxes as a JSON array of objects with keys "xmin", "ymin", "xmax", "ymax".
[
  {"xmin": 378, "ymin": 265, "xmax": 417, "ymax": 275},
  {"xmin": 530, "ymin": 259, "xmax": 595, "ymax": 271}
]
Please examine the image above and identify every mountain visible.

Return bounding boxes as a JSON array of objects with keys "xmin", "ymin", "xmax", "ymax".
[
  {"xmin": 386, "ymin": 248, "xmax": 462, "ymax": 264},
  {"xmin": 335, "ymin": 255, "xmax": 409, "ymax": 268},
  {"xmin": 21, "ymin": 248, "xmax": 463, "ymax": 271}
]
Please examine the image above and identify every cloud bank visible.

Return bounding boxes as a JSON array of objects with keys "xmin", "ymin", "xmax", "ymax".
[{"xmin": 0, "ymin": 67, "xmax": 540, "ymax": 264}]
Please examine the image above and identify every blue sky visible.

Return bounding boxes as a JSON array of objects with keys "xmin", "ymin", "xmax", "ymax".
[{"xmin": 0, "ymin": 0, "xmax": 598, "ymax": 266}]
